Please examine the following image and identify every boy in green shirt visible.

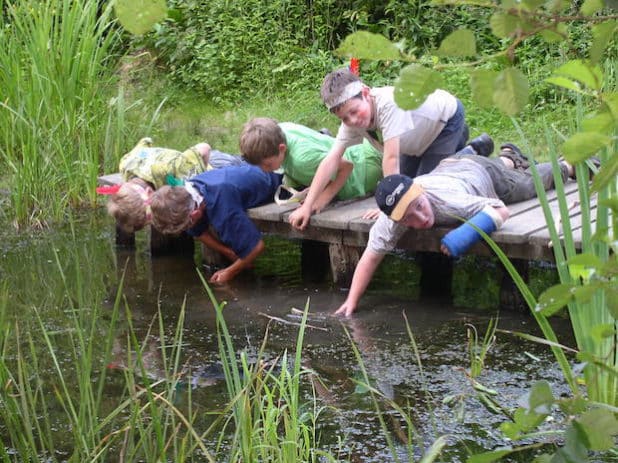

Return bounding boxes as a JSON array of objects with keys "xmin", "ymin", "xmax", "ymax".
[{"xmin": 239, "ymin": 117, "xmax": 382, "ymax": 209}]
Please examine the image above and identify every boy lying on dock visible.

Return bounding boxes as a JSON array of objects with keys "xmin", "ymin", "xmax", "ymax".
[
  {"xmin": 99, "ymin": 137, "xmax": 243, "ymax": 233},
  {"xmin": 288, "ymin": 67, "xmax": 494, "ymax": 230},
  {"xmin": 149, "ymin": 165, "xmax": 282, "ymax": 283},
  {"xmin": 335, "ymin": 145, "xmax": 583, "ymax": 317},
  {"xmin": 239, "ymin": 117, "xmax": 383, "ymax": 206}
]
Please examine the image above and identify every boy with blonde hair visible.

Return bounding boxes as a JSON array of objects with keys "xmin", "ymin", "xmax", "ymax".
[
  {"xmin": 102, "ymin": 137, "xmax": 243, "ymax": 232},
  {"xmin": 150, "ymin": 164, "xmax": 282, "ymax": 283},
  {"xmin": 288, "ymin": 68, "xmax": 493, "ymax": 230},
  {"xmin": 240, "ymin": 117, "xmax": 382, "ymax": 207}
]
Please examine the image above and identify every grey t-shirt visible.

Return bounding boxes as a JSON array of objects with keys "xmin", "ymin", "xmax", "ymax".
[
  {"xmin": 367, "ymin": 158, "xmax": 505, "ymax": 254},
  {"xmin": 336, "ymin": 87, "xmax": 458, "ymax": 156}
]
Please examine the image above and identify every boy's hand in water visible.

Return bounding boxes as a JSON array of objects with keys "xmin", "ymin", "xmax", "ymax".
[
  {"xmin": 334, "ymin": 300, "xmax": 357, "ymax": 317},
  {"xmin": 210, "ymin": 267, "xmax": 236, "ymax": 284}
]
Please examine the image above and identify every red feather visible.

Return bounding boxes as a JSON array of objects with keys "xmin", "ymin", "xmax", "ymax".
[
  {"xmin": 349, "ymin": 58, "xmax": 360, "ymax": 76},
  {"xmin": 96, "ymin": 184, "xmax": 122, "ymax": 195}
]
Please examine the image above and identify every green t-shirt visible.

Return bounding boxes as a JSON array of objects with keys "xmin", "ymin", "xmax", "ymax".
[
  {"xmin": 119, "ymin": 139, "xmax": 207, "ymax": 189},
  {"xmin": 280, "ymin": 122, "xmax": 382, "ymax": 200}
]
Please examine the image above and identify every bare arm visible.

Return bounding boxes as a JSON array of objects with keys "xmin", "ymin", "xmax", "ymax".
[
  {"xmin": 209, "ymin": 239, "xmax": 265, "ymax": 284},
  {"xmin": 196, "ymin": 230, "xmax": 238, "ymax": 262},
  {"xmin": 334, "ymin": 248, "xmax": 386, "ymax": 317},
  {"xmin": 313, "ymin": 158, "xmax": 354, "ymax": 212},
  {"xmin": 288, "ymin": 141, "xmax": 347, "ymax": 230},
  {"xmin": 382, "ymin": 137, "xmax": 400, "ymax": 176}
]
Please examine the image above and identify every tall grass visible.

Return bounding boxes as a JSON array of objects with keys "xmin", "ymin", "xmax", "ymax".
[
  {"xmin": 0, "ymin": 0, "xmax": 126, "ymax": 226},
  {"xmin": 0, "ymin": 216, "xmax": 341, "ymax": 461},
  {"xmin": 475, "ymin": 116, "xmax": 617, "ymax": 406}
]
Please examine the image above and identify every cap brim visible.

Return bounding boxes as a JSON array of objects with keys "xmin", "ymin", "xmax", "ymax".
[{"xmin": 390, "ymin": 183, "xmax": 424, "ymax": 221}]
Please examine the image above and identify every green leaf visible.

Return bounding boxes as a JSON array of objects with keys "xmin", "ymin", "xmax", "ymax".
[
  {"xmin": 591, "ymin": 154, "xmax": 618, "ymax": 193},
  {"xmin": 467, "ymin": 448, "xmax": 515, "ymax": 463},
  {"xmin": 590, "ymin": 20, "xmax": 617, "ymax": 63},
  {"xmin": 437, "ymin": 29, "xmax": 476, "ymax": 57},
  {"xmin": 540, "ymin": 23, "xmax": 568, "ymax": 43},
  {"xmin": 493, "ymin": 67, "xmax": 529, "ymax": 116},
  {"xmin": 394, "ymin": 64, "xmax": 443, "ymax": 110},
  {"xmin": 489, "ymin": 12, "xmax": 520, "ymax": 38},
  {"xmin": 335, "ymin": 31, "xmax": 401, "ymax": 60},
  {"xmin": 553, "ymin": 60, "xmax": 604, "ymax": 91},
  {"xmin": 567, "ymin": 253, "xmax": 604, "ymax": 269},
  {"xmin": 533, "ymin": 454, "xmax": 552, "ymax": 463},
  {"xmin": 527, "ymin": 380, "xmax": 554, "ymax": 415},
  {"xmin": 604, "ymin": 286, "xmax": 618, "ymax": 318},
  {"xmin": 581, "ymin": 110, "xmax": 615, "ymax": 134},
  {"xmin": 558, "ymin": 396, "xmax": 588, "ymax": 416},
  {"xmin": 602, "ymin": 92, "xmax": 618, "ymax": 119},
  {"xmin": 114, "ymin": 0, "xmax": 167, "ymax": 35},
  {"xmin": 545, "ymin": 76, "xmax": 584, "ymax": 93},
  {"xmin": 577, "ymin": 408, "xmax": 618, "ymax": 451},
  {"xmin": 419, "ymin": 436, "xmax": 449, "ymax": 463},
  {"xmin": 561, "ymin": 131, "xmax": 612, "ymax": 161},
  {"xmin": 557, "ymin": 423, "xmax": 590, "ymax": 462},
  {"xmin": 590, "ymin": 323, "xmax": 616, "ymax": 341},
  {"xmin": 581, "ymin": 0, "xmax": 605, "ymax": 15},
  {"xmin": 523, "ymin": 0, "xmax": 546, "ymax": 8},
  {"xmin": 536, "ymin": 283, "xmax": 573, "ymax": 316},
  {"xmin": 573, "ymin": 283, "xmax": 600, "ymax": 303},
  {"xmin": 470, "ymin": 69, "xmax": 498, "ymax": 108}
]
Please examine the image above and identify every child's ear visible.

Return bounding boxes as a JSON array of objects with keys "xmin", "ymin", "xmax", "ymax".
[{"xmin": 278, "ymin": 143, "xmax": 287, "ymax": 156}]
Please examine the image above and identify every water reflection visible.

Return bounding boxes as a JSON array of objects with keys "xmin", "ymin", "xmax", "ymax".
[{"xmin": 1, "ymin": 211, "xmax": 572, "ymax": 462}]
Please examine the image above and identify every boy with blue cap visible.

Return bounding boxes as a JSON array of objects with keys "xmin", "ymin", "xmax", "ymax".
[{"xmin": 335, "ymin": 146, "xmax": 580, "ymax": 317}]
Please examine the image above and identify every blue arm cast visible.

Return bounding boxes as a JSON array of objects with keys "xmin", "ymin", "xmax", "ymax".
[{"xmin": 441, "ymin": 211, "xmax": 497, "ymax": 258}]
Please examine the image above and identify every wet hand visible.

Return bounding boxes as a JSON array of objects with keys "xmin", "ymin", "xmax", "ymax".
[
  {"xmin": 362, "ymin": 208, "xmax": 380, "ymax": 220},
  {"xmin": 209, "ymin": 268, "xmax": 234, "ymax": 284},
  {"xmin": 334, "ymin": 300, "xmax": 357, "ymax": 317}
]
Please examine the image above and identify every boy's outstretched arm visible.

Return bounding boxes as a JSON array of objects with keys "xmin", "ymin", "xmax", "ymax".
[
  {"xmin": 209, "ymin": 239, "xmax": 265, "ymax": 284},
  {"xmin": 313, "ymin": 158, "xmax": 354, "ymax": 212},
  {"xmin": 288, "ymin": 142, "xmax": 347, "ymax": 230},
  {"xmin": 382, "ymin": 137, "xmax": 400, "ymax": 176},
  {"xmin": 197, "ymin": 230, "xmax": 239, "ymax": 262},
  {"xmin": 334, "ymin": 248, "xmax": 385, "ymax": 317}
]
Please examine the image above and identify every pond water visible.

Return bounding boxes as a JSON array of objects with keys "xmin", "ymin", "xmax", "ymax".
[{"xmin": 0, "ymin": 211, "xmax": 574, "ymax": 462}]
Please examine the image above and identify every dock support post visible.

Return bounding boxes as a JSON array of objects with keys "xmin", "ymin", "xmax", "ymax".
[
  {"xmin": 328, "ymin": 243, "xmax": 361, "ymax": 286},
  {"xmin": 500, "ymin": 258, "xmax": 529, "ymax": 312},
  {"xmin": 150, "ymin": 228, "xmax": 195, "ymax": 256},
  {"xmin": 300, "ymin": 240, "xmax": 331, "ymax": 282},
  {"xmin": 115, "ymin": 226, "xmax": 135, "ymax": 247},
  {"xmin": 418, "ymin": 251, "xmax": 453, "ymax": 297}
]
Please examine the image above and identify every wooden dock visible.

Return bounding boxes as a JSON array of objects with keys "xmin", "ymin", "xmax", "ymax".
[{"xmin": 99, "ymin": 173, "xmax": 592, "ymax": 286}]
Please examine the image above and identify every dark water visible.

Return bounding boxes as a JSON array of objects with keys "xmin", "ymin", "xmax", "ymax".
[{"xmin": 0, "ymin": 211, "xmax": 574, "ymax": 462}]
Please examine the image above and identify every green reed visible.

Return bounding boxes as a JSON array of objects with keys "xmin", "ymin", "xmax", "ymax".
[
  {"xmin": 0, "ymin": 0, "xmax": 126, "ymax": 226},
  {"xmin": 199, "ymin": 272, "xmax": 336, "ymax": 462}
]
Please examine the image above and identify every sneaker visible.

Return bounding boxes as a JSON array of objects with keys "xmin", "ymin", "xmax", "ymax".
[
  {"xmin": 468, "ymin": 133, "xmax": 494, "ymax": 157},
  {"xmin": 318, "ymin": 128, "xmax": 333, "ymax": 137},
  {"xmin": 499, "ymin": 143, "xmax": 530, "ymax": 171}
]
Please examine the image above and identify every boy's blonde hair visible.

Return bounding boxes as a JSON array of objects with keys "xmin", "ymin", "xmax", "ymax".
[
  {"xmin": 150, "ymin": 186, "xmax": 194, "ymax": 235},
  {"xmin": 239, "ymin": 117, "xmax": 286, "ymax": 165},
  {"xmin": 107, "ymin": 182, "xmax": 150, "ymax": 233},
  {"xmin": 321, "ymin": 68, "xmax": 364, "ymax": 113}
]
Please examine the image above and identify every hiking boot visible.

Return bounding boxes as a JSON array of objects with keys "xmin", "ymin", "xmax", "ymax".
[
  {"xmin": 499, "ymin": 143, "xmax": 530, "ymax": 171},
  {"xmin": 468, "ymin": 133, "xmax": 494, "ymax": 157}
]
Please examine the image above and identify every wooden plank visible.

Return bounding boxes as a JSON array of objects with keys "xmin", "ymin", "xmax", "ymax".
[
  {"xmin": 507, "ymin": 181, "xmax": 578, "ymax": 216},
  {"xmin": 248, "ymin": 202, "xmax": 298, "ymax": 221},
  {"xmin": 310, "ymin": 197, "xmax": 376, "ymax": 229}
]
